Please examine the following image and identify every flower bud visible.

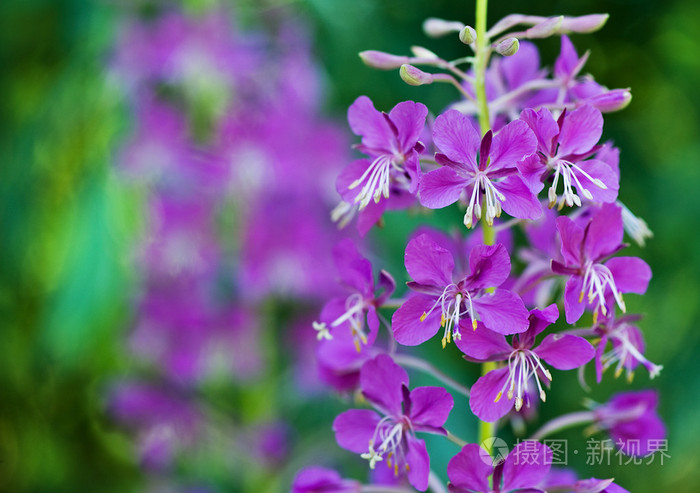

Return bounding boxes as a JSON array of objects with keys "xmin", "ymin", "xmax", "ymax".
[
  {"xmin": 561, "ymin": 14, "xmax": 609, "ymax": 33},
  {"xmin": 410, "ymin": 46, "xmax": 439, "ymax": 59},
  {"xmin": 525, "ymin": 16, "xmax": 564, "ymax": 38},
  {"xmin": 587, "ymin": 88, "xmax": 632, "ymax": 112},
  {"xmin": 459, "ymin": 26, "xmax": 477, "ymax": 44},
  {"xmin": 422, "ymin": 17, "xmax": 465, "ymax": 38},
  {"xmin": 495, "ymin": 37, "xmax": 519, "ymax": 56},
  {"xmin": 358, "ymin": 50, "xmax": 410, "ymax": 70},
  {"xmin": 399, "ymin": 64, "xmax": 434, "ymax": 86}
]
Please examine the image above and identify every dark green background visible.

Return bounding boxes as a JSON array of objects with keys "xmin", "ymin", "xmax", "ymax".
[{"xmin": 1, "ymin": 0, "xmax": 698, "ymax": 491}]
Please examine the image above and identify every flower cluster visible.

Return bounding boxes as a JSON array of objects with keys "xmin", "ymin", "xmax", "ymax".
[{"xmin": 296, "ymin": 8, "xmax": 663, "ymax": 493}]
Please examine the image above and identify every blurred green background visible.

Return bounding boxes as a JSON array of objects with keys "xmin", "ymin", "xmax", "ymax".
[{"xmin": 1, "ymin": 0, "xmax": 699, "ymax": 491}]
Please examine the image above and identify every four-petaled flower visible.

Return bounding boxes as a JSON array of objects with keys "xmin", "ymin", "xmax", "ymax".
[
  {"xmin": 333, "ymin": 354, "xmax": 453, "ymax": 491},
  {"xmin": 419, "ymin": 109, "xmax": 542, "ymax": 228},
  {"xmin": 459, "ymin": 304, "xmax": 594, "ymax": 422},
  {"xmin": 519, "ymin": 105, "xmax": 619, "ymax": 210},
  {"xmin": 552, "ymin": 203, "xmax": 651, "ymax": 324},
  {"xmin": 335, "ymin": 96, "xmax": 427, "ymax": 213},
  {"xmin": 392, "ymin": 232, "xmax": 530, "ymax": 348}
]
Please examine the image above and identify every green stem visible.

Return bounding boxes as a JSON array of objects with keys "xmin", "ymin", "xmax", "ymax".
[
  {"xmin": 474, "ymin": 0, "xmax": 491, "ymax": 137},
  {"xmin": 474, "ymin": 0, "xmax": 498, "ymax": 448}
]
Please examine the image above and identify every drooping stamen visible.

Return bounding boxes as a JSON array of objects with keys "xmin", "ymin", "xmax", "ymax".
[
  {"xmin": 601, "ymin": 326, "xmax": 663, "ymax": 380},
  {"xmin": 330, "ymin": 200, "xmax": 358, "ymax": 228},
  {"xmin": 419, "ymin": 285, "xmax": 478, "ymax": 348},
  {"xmin": 362, "ymin": 416, "xmax": 412, "ymax": 475},
  {"xmin": 619, "ymin": 200, "xmax": 653, "ymax": 247},
  {"xmin": 464, "ymin": 172, "xmax": 505, "ymax": 228},
  {"xmin": 331, "ymin": 293, "xmax": 369, "ymax": 351},
  {"xmin": 580, "ymin": 261, "xmax": 626, "ymax": 320},
  {"xmin": 548, "ymin": 159, "xmax": 607, "ymax": 209},
  {"xmin": 348, "ymin": 154, "xmax": 405, "ymax": 210},
  {"xmin": 494, "ymin": 349, "xmax": 552, "ymax": 411}
]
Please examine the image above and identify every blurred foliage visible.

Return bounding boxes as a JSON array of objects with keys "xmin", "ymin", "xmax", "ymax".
[{"xmin": 0, "ymin": 0, "xmax": 699, "ymax": 491}]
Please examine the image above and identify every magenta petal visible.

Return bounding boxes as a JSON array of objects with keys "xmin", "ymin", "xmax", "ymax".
[
  {"xmin": 392, "ymin": 295, "xmax": 442, "ymax": 346},
  {"xmin": 502, "ymin": 441, "xmax": 552, "ymax": 491},
  {"xmin": 497, "ymin": 176, "xmax": 543, "ymax": 221},
  {"xmin": 405, "ymin": 435, "xmax": 431, "ymax": 491},
  {"xmin": 558, "ymin": 105, "xmax": 603, "ymax": 156},
  {"xmin": 347, "ymin": 96, "xmax": 393, "ymax": 152},
  {"xmin": 517, "ymin": 153, "xmax": 547, "ymax": 194},
  {"xmin": 454, "ymin": 322, "xmax": 511, "ymax": 360},
  {"xmin": 556, "ymin": 216, "xmax": 584, "ymax": 266},
  {"xmin": 489, "ymin": 119, "xmax": 537, "ymax": 172},
  {"xmin": 333, "ymin": 409, "xmax": 381, "ymax": 453},
  {"xmin": 520, "ymin": 107, "xmax": 559, "ymax": 156},
  {"xmin": 408, "ymin": 386, "xmax": 454, "ymax": 430},
  {"xmin": 563, "ymin": 275, "xmax": 586, "ymax": 324},
  {"xmin": 470, "ymin": 368, "xmax": 513, "ymax": 422},
  {"xmin": 357, "ymin": 199, "xmax": 387, "ymax": 237},
  {"xmin": 360, "ymin": 354, "xmax": 409, "ymax": 415},
  {"xmin": 575, "ymin": 159, "xmax": 619, "ymax": 203},
  {"xmin": 432, "ymin": 109, "xmax": 480, "ymax": 168},
  {"xmin": 536, "ymin": 334, "xmax": 595, "ymax": 370},
  {"xmin": 585, "ymin": 203, "xmax": 624, "ymax": 261},
  {"xmin": 472, "ymin": 289, "xmax": 529, "ymax": 335},
  {"xmin": 554, "ymin": 35, "xmax": 580, "ymax": 79},
  {"xmin": 388, "ymin": 100, "xmax": 429, "ymax": 153},
  {"xmin": 605, "ymin": 257, "xmax": 651, "ymax": 294},
  {"xmin": 447, "ymin": 444, "xmax": 492, "ymax": 493},
  {"xmin": 419, "ymin": 167, "xmax": 469, "ymax": 209},
  {"xmin": 405, "ymin": 234, "xmax": 455, "ymax": 286},
  {"xmin": 466, "ymin": 243, "xmax": 512, "ymax": 290},
  {"xmin": 501, "ymin": 41, "xmax": 541, "ymax": 89},
  {"xmin": 333, "ymin": 239, "xmax": 373, "ymax": 293}
]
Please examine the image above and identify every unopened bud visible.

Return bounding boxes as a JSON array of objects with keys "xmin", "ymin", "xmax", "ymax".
[
  {"xmin": 399, "ymin": 64, "xmax": 434, "ymax": 86},
  {"xmin": 587, "ymin": 88, "xmax": 632, "ymax": 112},
  {"xmin": 561, "ymin": 14, "xmax": 609, "ymax": 33},
  {"xmin": 359, "ymin": 50, "xmax": 410, "ymax": 70},
  {"xmin": 495, "ymin": 37, "xmax": 519, "ymax": 56},
  {"xmin": 422, "ymin": 17, "xmax": 465, "ymax": 38},
  {"xmin": 525, "ymin": 15, "xmax": 564, "ymax": 38},
  {"xmin": 459, "ymin": 25, "xmax": 477, "ymax": 44},
  {"xmin": 410, "ymin": 46, "xmax": 439, "ymax": 59}
]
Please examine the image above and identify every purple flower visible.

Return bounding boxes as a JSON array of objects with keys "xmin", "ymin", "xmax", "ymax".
[
  {"xmin": 419, "ymin": 109, "xmax": 541, "ymax": 228},
  {"xmin": 551, "ymin": 203, "xmax": 652, "ymax": 324},
  {"xmin": 593, "ymin": 390, "xmax": 666, "ymax": 456},
  {"xmin": 447, "ymin": 441, "xmax": 553, "ymax": 493},
  {"xmin": 333, "ymin": 355, "xmax": 453, "ymax": 491},
  {"xmin": 337, "ymin": 96, "xmax": 427, "ymax": 211},
  {"xmin": 592, "ymin": 305, "xmax": 663, "ymax": 382},
  {"xmin": 519, "ymin": 105, "xmax": 619, "ymax": 209},
  {"xmin": 291, "ymin": 467, "xmax": 360, "ymax": 493},
  {"xmin": 315, "ymin": 239, "xmax": 395, "ymax": 349},
  {"xmin": 459, "ymin": 305, "xmax": 594, "ymax": 422},
  {"xmin": 392, "ymin": 232, "xmax": 529, "ymax": 347}
]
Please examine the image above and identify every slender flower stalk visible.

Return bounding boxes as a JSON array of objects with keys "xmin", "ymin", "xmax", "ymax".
[
  {"xmin": 529, "ymin": 411, "xmax": 596, "ymax": 440},
  {"xmin": 393, "ymin": 354, "xmax": 471, "ymax": 397}
]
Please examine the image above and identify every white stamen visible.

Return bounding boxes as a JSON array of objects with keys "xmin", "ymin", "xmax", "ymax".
[{"xmin": 548, "ymin": 159, "xmax": 607, "ymax": 209}]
